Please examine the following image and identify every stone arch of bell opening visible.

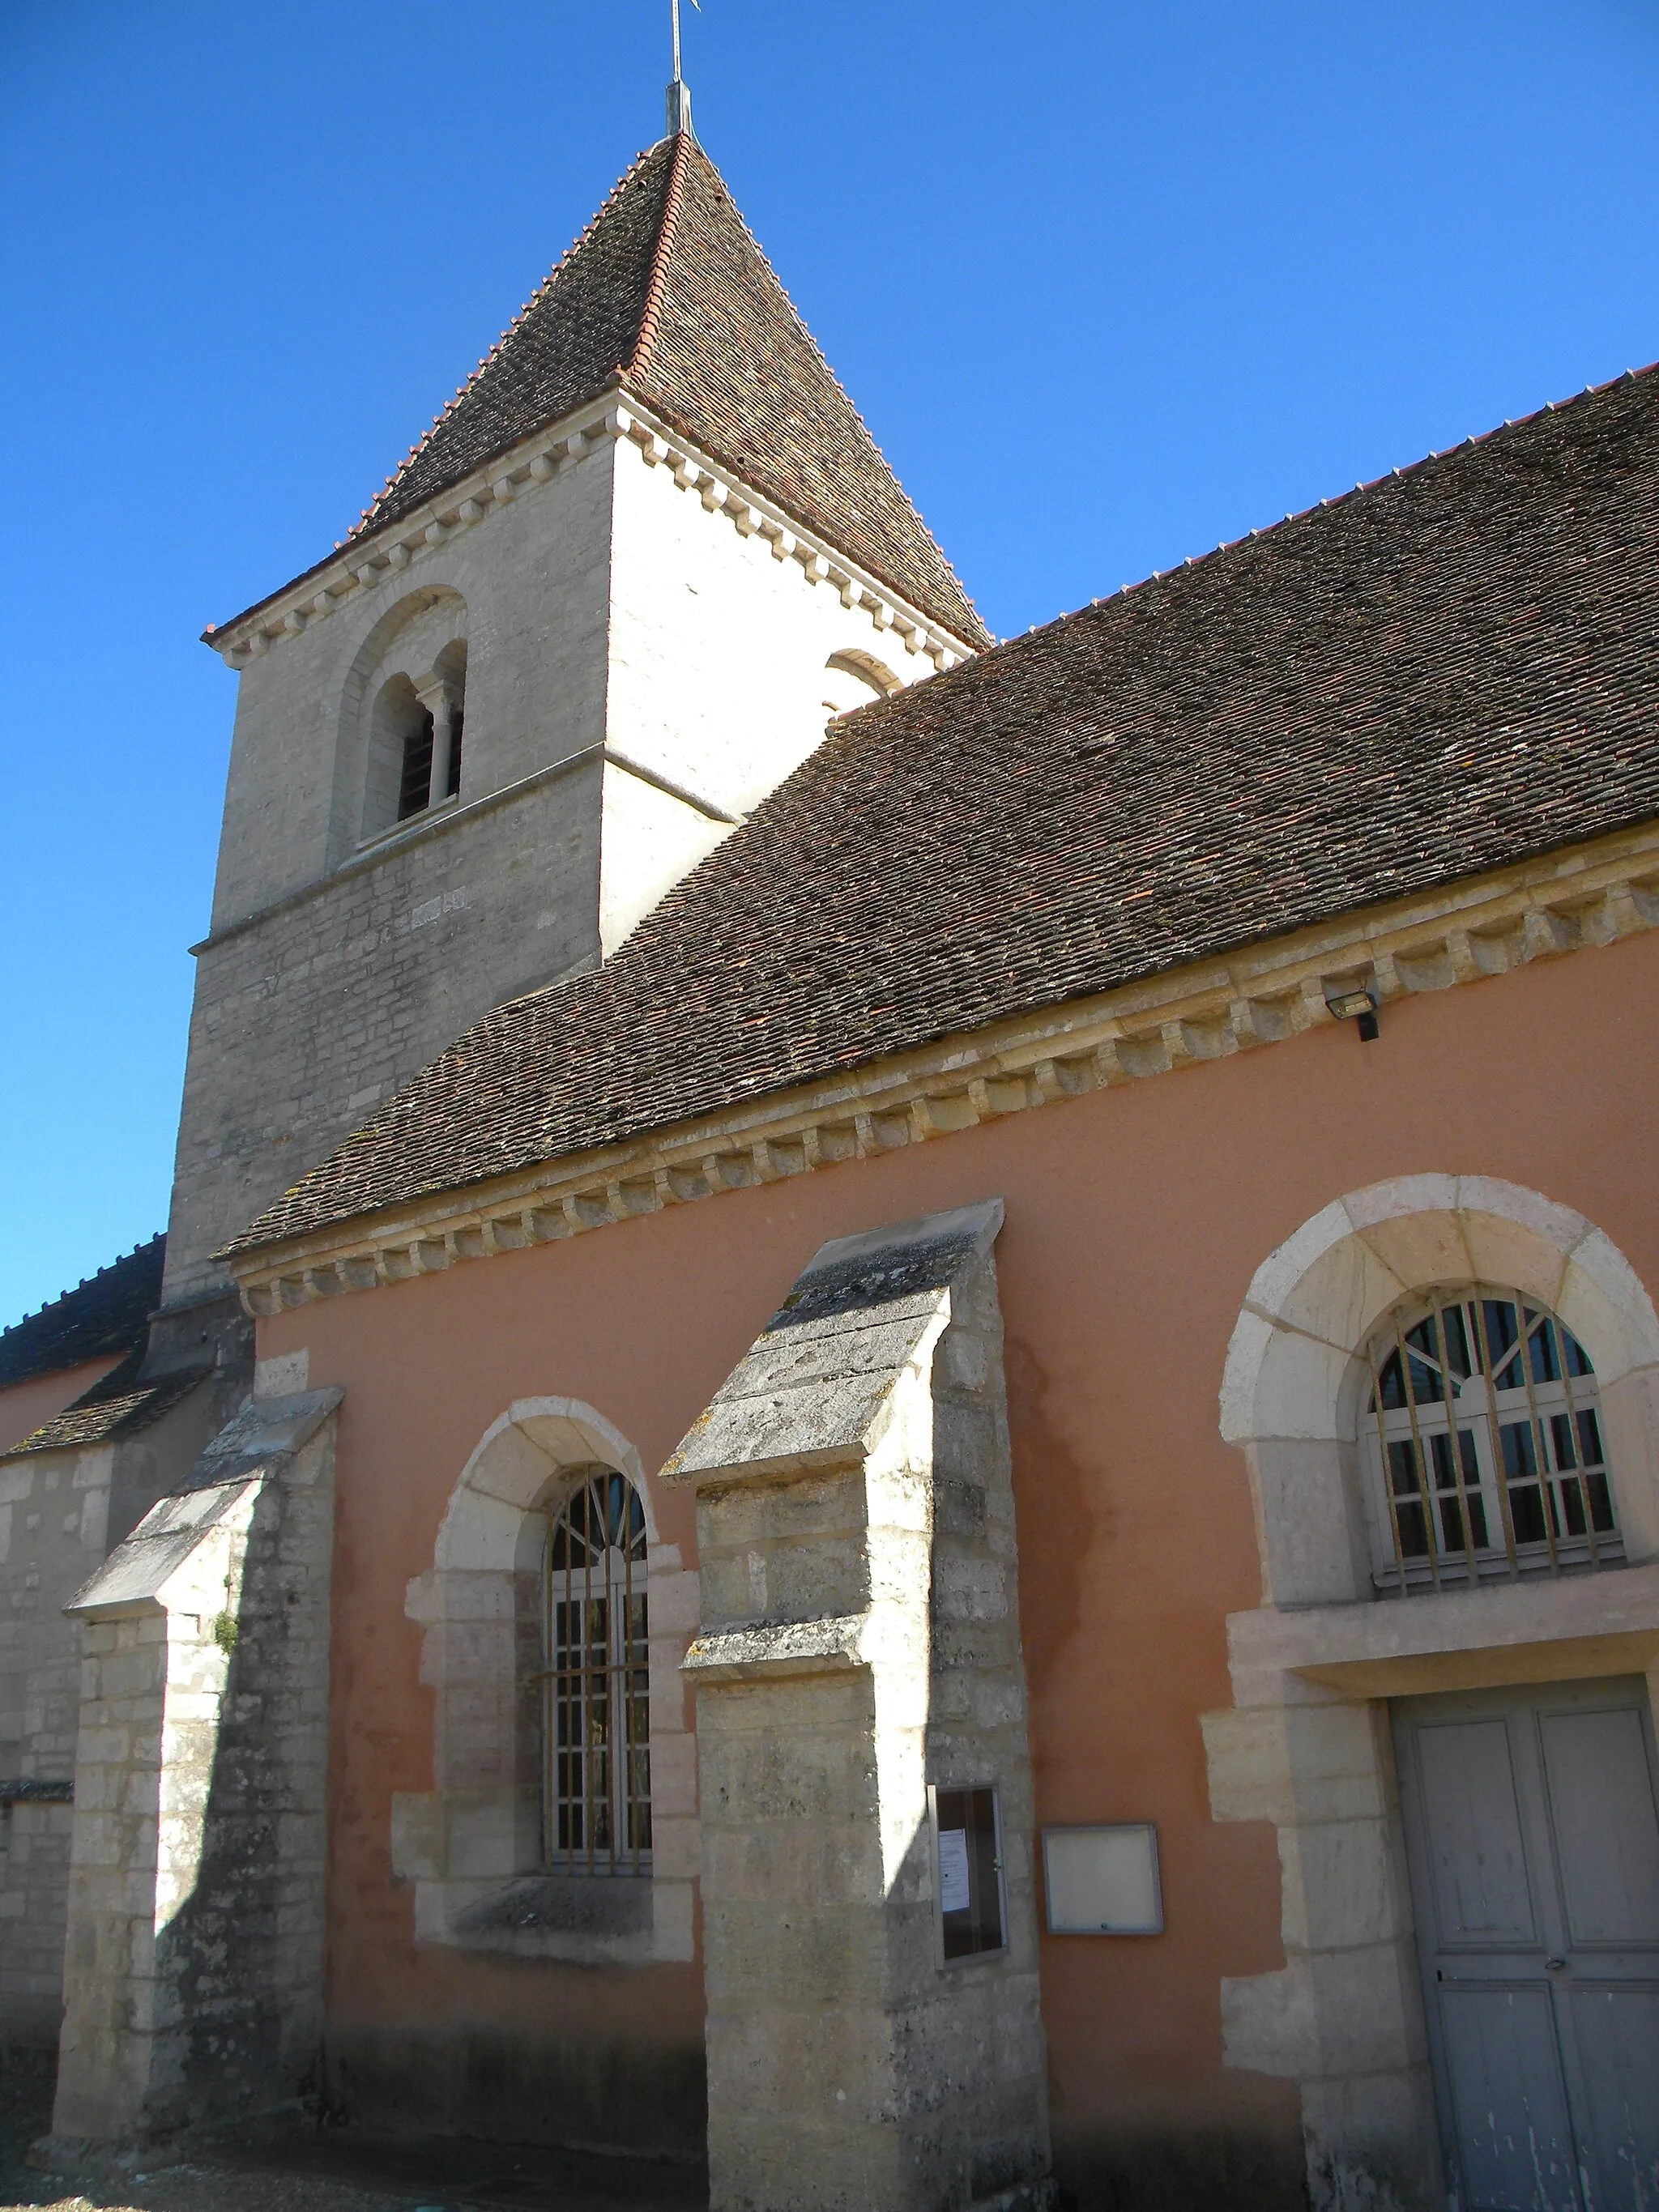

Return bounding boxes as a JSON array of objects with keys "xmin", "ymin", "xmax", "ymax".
[{"xmin": 326, "ymin": 582, "xmax": 470, "ymax": 863}]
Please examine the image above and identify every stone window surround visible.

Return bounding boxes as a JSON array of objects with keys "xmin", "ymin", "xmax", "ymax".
[
  {"xmin": 1205, "ymin": 1174, "xmax": 1659, "ymax": 2212},
  {"xmin": 393, "ymin": 1396, "xmax": 700, "ymax": 1966}
]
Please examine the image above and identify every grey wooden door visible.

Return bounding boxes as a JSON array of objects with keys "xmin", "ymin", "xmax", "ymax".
[{"xmin": 1394, "ymin": 1678, "xmax": 1659, "ymax": 2212}]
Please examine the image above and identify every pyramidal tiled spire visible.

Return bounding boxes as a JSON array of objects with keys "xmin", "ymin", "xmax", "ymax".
[{"xmin": 354, "ymin": 136, "xmax": 988, "ymax": 649}]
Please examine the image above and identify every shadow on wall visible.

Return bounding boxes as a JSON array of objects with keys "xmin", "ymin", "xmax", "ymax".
[{"xmin": 1049, "ymin": 2127, "xmax": 1310, "ymax": 2212}]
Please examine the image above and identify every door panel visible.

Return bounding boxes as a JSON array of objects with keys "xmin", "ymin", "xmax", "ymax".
[
  {"xmin": 1439, "ymin": 1986, "xmax": 1580, "ymax": 2212},
  {"xmin": 1395, "ymin": 1679, "xmax": 1659, "ymax": 2212},
  {"xmin": 1417, "ymin": 1718, "xmax": 1538, "ymax": 1945},
  {"xmin": 1539, "ymin": 1709, "xmax": 1659, "ymax": 1946},
  {"xmin": 1568, "ymin": 1988, "xmax": 1659, "ymax": 2208}
]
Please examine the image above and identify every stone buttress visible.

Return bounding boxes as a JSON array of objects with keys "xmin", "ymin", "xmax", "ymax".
[
  {"xmin": 49, "ymin": 1387, "xmax": 340, "ymax": 2148},
  {"xmin": 663, "ymin": 1201, "xmax": 1053, "ymax": 2212}
]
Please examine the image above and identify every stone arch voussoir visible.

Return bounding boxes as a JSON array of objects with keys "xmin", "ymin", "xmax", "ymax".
[{"xmin": 432, "ymin": 1396, "xmax": 656, "ymax": 1578}]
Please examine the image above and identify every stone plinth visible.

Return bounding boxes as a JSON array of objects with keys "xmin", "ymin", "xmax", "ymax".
[{"xmin": 664, "ymin": 1202, "xmax": 1052, "ymax": 2212}]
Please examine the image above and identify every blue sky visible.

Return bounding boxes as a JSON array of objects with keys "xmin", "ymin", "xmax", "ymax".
[{"xmin": 4, "ymin": 0, "xmax": 1657, "ymax": 1328}]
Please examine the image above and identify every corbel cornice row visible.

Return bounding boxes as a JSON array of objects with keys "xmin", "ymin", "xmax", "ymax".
[
  {"xmin": 209, "ymin": 395, "xmax": 979, "ymax": 673},
  {"xmin": 231, "ymin": 820, "xmax": 1659, "ymax": 1316}
]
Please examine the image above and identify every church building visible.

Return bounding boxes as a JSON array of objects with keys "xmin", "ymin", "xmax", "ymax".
[{"xmin": 5, "ymin": 77, "xmax": 1658, "ymax": 2212}]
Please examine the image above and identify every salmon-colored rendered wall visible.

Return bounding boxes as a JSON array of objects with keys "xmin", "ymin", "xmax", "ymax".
[
  {"xmin": 0, "ymin": 1357, "xmax": 120, "ymax": 1457},
  {"xmin": 261, "ymin": 930, "xmax": 1659, "ymax": 2202}
]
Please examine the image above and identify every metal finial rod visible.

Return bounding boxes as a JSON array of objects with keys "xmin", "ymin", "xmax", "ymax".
[{"xmin": 666, "ymin": 0, "xmax": 696, "ymax": 137}]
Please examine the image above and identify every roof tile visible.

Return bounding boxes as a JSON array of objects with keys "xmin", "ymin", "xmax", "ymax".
[
  {"xmin": 229, "ymin": 364, "xmax": 1659, "ymax": 1259},
  {"xmin": 0, "ymin": 1236, "xmax": 165, "ymax": 1391},
  {"xmin": 1, "ymin": 1348, "xmax": 210, "ymax": 1461},
  {"xmin": 349, "ymin": 136, "xmax": 986, "ymax": 648}
]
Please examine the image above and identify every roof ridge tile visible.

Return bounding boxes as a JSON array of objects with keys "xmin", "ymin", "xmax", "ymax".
[{"xmin": 629, "ymin": 130, "xmax": 693, "ymax": 382}]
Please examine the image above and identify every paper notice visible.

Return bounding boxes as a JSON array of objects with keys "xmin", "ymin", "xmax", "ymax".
[{"xmin": 937, "ymin": 1828, "xmax": 970, "ymax": 1914}]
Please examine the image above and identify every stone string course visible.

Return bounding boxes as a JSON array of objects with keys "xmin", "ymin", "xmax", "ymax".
[
  {"xmin": 211, "ymin": 400, "xmax": 975, "ymax": 676},
  {"xmin": 235, "ymin": 821, "xmax": 1659, "ymax": 1315}
]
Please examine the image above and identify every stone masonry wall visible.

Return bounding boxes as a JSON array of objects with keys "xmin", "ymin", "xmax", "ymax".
[
  {"xmin": 53, "ymin": 1391, "xmax": 339, "ymax": 2144},
  {"xmin": 0, "ymin": 1387, "xmax": 220, "ymax": 2055},
  {"xmin": 166, "ymin": 443, "xmax": 618, "ymax": 1306},
  {"xmin": 669, "ymin": 1204, "xmax": 1051, "ymax": 2212},
  {"xmin": 167, "ymin": 758, "xmax": 608, "ymax": 1305},
  {"xmin": 205, "ymin": 452, "xmax": 616, "ymax": 940},
  {"xmin": 171, "ymin": 421, "xmax": 953, "ymax": 1304}
]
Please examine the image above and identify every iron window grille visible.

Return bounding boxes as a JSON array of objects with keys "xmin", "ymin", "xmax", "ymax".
[
  {"xmin": 539, "ymin": 1469, "xmax": 651, "ymax": 1875},
  {"xmin": 1358, "ymin": 1286, "xmax": 1623, "ymax": 1594}
]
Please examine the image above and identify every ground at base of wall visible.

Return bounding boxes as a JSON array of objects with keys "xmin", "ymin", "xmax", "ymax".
[{"xmin": 0, "ymin": 2077, "xmax": 708, "ymax": 2212}]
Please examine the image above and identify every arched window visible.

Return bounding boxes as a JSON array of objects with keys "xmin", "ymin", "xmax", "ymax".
[
  {"xmin": 542, "ymin": 1468, "xmax": 651, "ymax": 1875},
  {"xmin": 1358, "ymin": 1287, "xmax": 1623, "ymax": 1592},
  {"xmin": 360, "ymin": 645, "xmax": 467, "ymax": 839}
]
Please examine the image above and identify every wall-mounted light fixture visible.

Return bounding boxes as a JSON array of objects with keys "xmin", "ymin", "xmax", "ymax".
[{"xmin": 1324, "ymin": 982, "xmax": 1380, "ymax": 1042}]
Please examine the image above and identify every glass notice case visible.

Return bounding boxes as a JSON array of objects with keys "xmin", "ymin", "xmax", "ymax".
[{"xmin": 932, "ymin": 1784, "xmax": 1006, "ymax": 1962}]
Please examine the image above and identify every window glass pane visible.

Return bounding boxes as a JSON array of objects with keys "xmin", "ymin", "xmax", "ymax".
[
  {"xmin": 1529, "ymin": 1314, "xmax": 1561, "ymax": 1385},
  {"xmin": 1378, "ymin": 1349, "xmax": 1405, "ymax": 1410},
  {"xmin": 936, "ymin": 1786, "xmax": 1004, "ymax": 1961},
  {"xmin": 1406, "ymin": 1345, "xmax": 1444, "ymax": 1405},
  {"xmin": 1509, "ymin": 1481, "xmax": 1547, "ymax": 1546},
  {"xmin": 1431, "ymin": 1303, "xmax": 1473, "ymax": 1383},
  {"xmin": 1500, "ymin": 1421, "xmax": 1538, "ymax": 1481},
  {"xmin": 1362, "ymin": 1286, "xmax": 1619, "ymax": 1583},
  {"xmin": 1483, "ymin": 1299, "xmax": 1521, "ymax": 1387},
  {"xmin": 1388, "ymin": 1438, "xmax": 1422, "ymax": 1500},
  {"xmin": 545, "ymin": 1472, "xmax": 651, "ymax": 1873}
]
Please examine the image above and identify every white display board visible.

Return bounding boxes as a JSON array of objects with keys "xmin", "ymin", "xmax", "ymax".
[{"xmin": 1042, "ymin": 1824, "xmax": 1163, "ymax": 1935}]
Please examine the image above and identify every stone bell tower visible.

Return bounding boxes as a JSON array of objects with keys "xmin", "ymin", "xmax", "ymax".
[
  {"xmin": 42, "ymin": 111, "xmax": 988, "ymax": 2150},
  {"xmin": 162, "ymin": 120, "xmax": 987, "ymax": 1336}
]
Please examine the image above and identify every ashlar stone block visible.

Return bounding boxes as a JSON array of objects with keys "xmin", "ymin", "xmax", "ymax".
[
  {"xmin": 663, "ymin": 1202, "xmax": 1053, "ymax": 2212},
  {"xmin": 50, "ymin": 1390, "xmax": 340, "ymax": 2149}
]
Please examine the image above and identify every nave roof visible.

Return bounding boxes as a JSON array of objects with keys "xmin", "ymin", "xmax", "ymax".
[{"xmin": 228, "ymin": 363, "xmax": 1659, "ymax": 1259}]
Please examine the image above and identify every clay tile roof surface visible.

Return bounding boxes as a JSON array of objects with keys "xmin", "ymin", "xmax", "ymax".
[
  {"xmin": 1, "ymin": 1349, "xmax": 210, "ymax": 1462},
  {"xmin": 0, "ymin": 1236, "xmax": 165, "ymax": 1390},
  {"xmin": 345, "ymin": 134, "xmax": 987, "ymax": 649},
  {"xmin": 228, "ymin": 364, "xmax": 1659, "ymax": 1260}
]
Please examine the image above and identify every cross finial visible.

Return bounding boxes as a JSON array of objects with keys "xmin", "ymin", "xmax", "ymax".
[{"xmin": 667, "ymin": 0, "xmax": 696, "ymax": 138}]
